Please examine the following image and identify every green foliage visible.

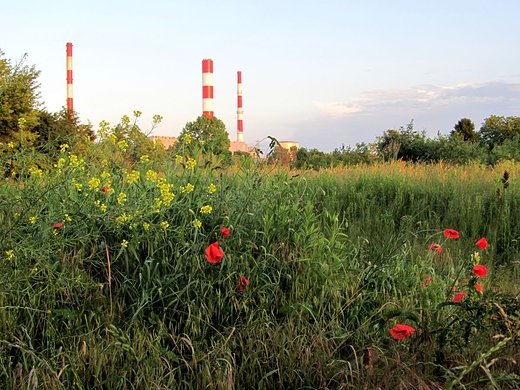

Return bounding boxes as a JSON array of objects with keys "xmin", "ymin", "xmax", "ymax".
[
  {"xmin": 1, "ymin": 148, "xmax": 519, "ymax": 389},
  {"xmin": 451, "ymin": 118, "xmax": 478, "ymax": 143},
  {"xmin": 375, "ymin": 120, "xmax": 430, "ymax": 162},
  {"xmin": 174, "ymin": 115, "xmax": 231, "ymax": 160},
  {"xmin": 0, "ymin": 51, "xmax": 41, "ymax": 143},
  {"xmin": 479, "ymin": 115, "xmax": 520, "ymax": 150}
]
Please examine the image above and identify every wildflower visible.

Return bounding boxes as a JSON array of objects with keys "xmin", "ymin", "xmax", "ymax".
[
  {"xmin": 192, "ymin": 219, "xmax": 202, "ymax": 228},
  {"xmin": 53, "ymin": 223, "xmax": 63, "ymax": 229},
  {"xmin": 389, "ymin": 324, "xmax": 415, "ymax": 340},
  {"xmin": 180, "ymin": 183, "xmax": 194, "ymax": 193},
  {"xmin": 143, "ymin": 222, "xmax": 150, "ymax": 231},
  {"xmin": 208, "ymin": 183, "xmax": 217, "ymax": 194},
  {"xmin": 5, "ymin": 250, "xmax": 14, "ymax": 260},
  {"xmin": 161, "ymin": 221, "xmax": 169, "ymax": 229},
  {"xmin": 145, "ymin": 169, "xmax": 158, "ymax": 182},
  {"xmin": 174, "ymin": 155, "xmax": 183, "ymax": 164},
  {"xmin": 221, "ymin": 227, "xmax": 230, "ymax": 238},
  {"xmin": 238, "ymin": 276, "xmax": 250, "ymax": 292},
  {"xmin": 476, "ymin": 237, "xmax": 488, "ymax": 250},
  {"xmin": 140, "ymin": 155, "xmax": 149, "ymax": 163},
  {"xmin": 100, "ymin": 203, "xmax": 107, "ymax": 213},
  {"xmin": 183, "ymin": 133, "xmax": 192, "ymax": 145},
  {"xmin": 121, "ymin": 240, "xmax": 128, "ymax": 248},
  {"xmin": 60, "ymin": 143, "xmax": 69, "ymax": 153},
  {"xmin": 428, "ymin": 243, "xmax": 442, "ymax": 253},
  {"xmin": 125, "ymin": 170, "xmax": 140, "ymax": 185},
  {"xmin": 101, "ymin": 186, "xmax": 110, "ymax": 194},
  {"xmin": 443, "ymin": 229, "xmax": 459, "ymax": 239},
  {"xmin": 421, "ymin": 275, "xmax": 433, "ymax": 288},
  {"xmin": 64, "ymin": 214, "xmax": 72, "ymax": 222},
  {"xmin": 205, "ymin": 242, "xmax": 224, "ymax": 264},
  {"xmin": 7, "ymin": 142, "xmax": 14, "ymax": 149},
  {"xmin": 117, "ymin": 192, "xmax": 127, "ymax": 205},
  {"xmin": 117, "ymin": 139, "xmax": 128, "ymax": 152},
  {"xmin": 475, "ymin": 283, "xmax": 483, "ymax": 293},
  {"xmin": 472, "ymin": 265, "xmax": 487, "ymax": 277},
  {"xmin": 200, "ymin": 205, "xmax": 212, "ymax": 214},
  {"xmin": 453, "ymin": 292, "xmax": 467, "ymax": 303},
  {"xmin": 29, "ymin": 216, "xmax": 37, "ymax": 224},
  {"xmin": 88, "ymin": 177, "xmax": 101, "ymax": 190},
  {"xmin": 186, "ymin": 157, "xmax": 197, "ymax": 170}
]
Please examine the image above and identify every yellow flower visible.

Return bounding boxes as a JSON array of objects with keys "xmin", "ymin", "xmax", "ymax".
[
  {"xmin": 174, "ymin": 155, "xmax": 183, "ymax": 164},
  {"xmin": 180, "ymin": 183, "xmax": 194, "ymax": 194},
  {"xmin": 7, "ymin": 142, "xmax": 15, "ymax": 149},
  {"xmin": 208, "ymin": 183, "xmax": 217, "ymax": 194},
  {"xmin": 29, "ymin": 216, "xmax": 37, "ymax": 224},
  {"xmin": 143, "ymin": 222, "xmax": 150, "ymax": 231},
  {"xmin": 145, "ymin": 169, "xmax": 158, "ymax": 182},
  {"xmin": 100, "ymin": 203, "xmax": 107, "ymax": 213},
  {"xmin": 200, "ymin": 205, "xmax": 212, "ymax": 214},
  {"xmin": 117, "ymin": 139, "xmax": 128, "ymax": 152},
  {"xmin": 121, "ymin": 240, "xmax": 129, "ymax": 248},
  {"xmin": 186, "ymin": 157, "xmax": 197, "ymax": 170},
  {"xmin": 5, "ymin": 250, "xmax": 14, "ymax": 260},
  {"xmin": 71, "ymin": 178, "xmax": 83, "ymax": 191},
  {"xmin": 125, "ymin": 170, "xmax": 140, "ymax": 185},
  {"xmin": 183, "ymin": 134, "xmax": 192, "ymax": 145},
  {"xmin": 161, "ymin": 221, "xmax": 169, "ymax": 229},
  {"xmin": 100, "ymin": 171, "xmax": 111, "ymax": 180},
  {"xmin": 192, "ymin": 219, "xmax": 202, "ymax": 228},
  {"xmin": 29, "ymin": 166, "xmax": 43, "ymax": 178},
  {"xmin": 140, "ymin": 155, "xmax": 149, "ymax": 163},
  {"xmin": 88, "ymin": 177, "xmax": 101, "ymax": 190},
  {"xmin": 117, "ymin": 192, "xmax": 127, "ymax": 205},
  {"xmin": 64, "ymin": 214, "xmax": 72, "ymax": 222},
  {"xmin": 60, "ymin": 143, "xmax": 69, "ymax": 153}
]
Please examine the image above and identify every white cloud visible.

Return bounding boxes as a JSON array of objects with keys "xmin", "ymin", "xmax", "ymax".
[{"xmin": 314, "ymin": 81, "xmax": 520, "ymax": 117}]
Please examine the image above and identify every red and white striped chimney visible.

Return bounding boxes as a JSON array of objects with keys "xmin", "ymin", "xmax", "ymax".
[
  {"xmin": 237, "ymin": 71, "xmax": 244, "ymax": 142},
  {"xmin": 202, "ymin": 59, "xmax": 214, "ymax": 118},
  {"xmin": 66, "ymin": 42, "xmax": 73, "ymax": 113}
]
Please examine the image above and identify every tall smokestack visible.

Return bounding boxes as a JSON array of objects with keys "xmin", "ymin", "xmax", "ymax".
[
  {"xmin": 66, "ymin": 42, "xmax": 73, "ymax": 113},
  {"xmin": 202, "ymin": 59, "xmax": 214, "ymax": 118},
  {"xmin": 237, "ymin": 71, "xmax": 244, "ymax": 142}
]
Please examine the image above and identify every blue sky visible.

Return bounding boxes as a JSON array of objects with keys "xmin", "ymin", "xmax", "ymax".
[{"xmin": 2, "ymin": 0, "xmax": 519, "ymax": 151}]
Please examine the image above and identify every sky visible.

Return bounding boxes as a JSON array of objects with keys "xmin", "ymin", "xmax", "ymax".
[{"xmin": 2, "ymin": 0, "xmax": 519, "ymax": 152}]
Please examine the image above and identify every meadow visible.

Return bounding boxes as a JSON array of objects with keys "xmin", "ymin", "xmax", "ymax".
[{"xmin": 1, "ymin": 139, "xmax": 519, "ymax": 389}]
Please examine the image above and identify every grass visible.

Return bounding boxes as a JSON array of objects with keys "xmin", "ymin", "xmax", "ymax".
[{"xmin": 0, "ymin": 143, "xmax": 519, "ymax": 389}]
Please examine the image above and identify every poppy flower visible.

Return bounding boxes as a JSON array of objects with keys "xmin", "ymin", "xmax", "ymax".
[
  {"xmin": 220, "ymin": 227, "xmax": 230, "ymax": 238},
  {"xmin": 475, "ymin": 237, "xmax": 488, "ymax": 250},
  {"xmin": 101, "ymin": 186, "xmax": 110, "ymax": 194},
  {"xmin": 475, "ymin": 283, "xmax": 483, "ymax": 293},
  {"xmin": 443, "ymin": 229, "xmax": 459, "ymax": 239},
  {"xmin": 472, "ymin": 265, "xmax": 487, "ymax": 277},
  {"xmin": 238, "ymin": 275, "xmax": 249, "ymax": 291},
  {"xmin": 453, "ymin": 292, "xmax": 467, "ymax": 303},
  {"xmin": 389, "ymin": 324, "xmax": 415, "ymax": 340},
  {"xmin": 53, "ymin": 223, "xmax": 63, "ymax": 229},
  {"xmin": 205, "ymin": 242, "xmax": 224, "ymax": 264},
  {"xmin": 428, "ymin": 243, "xmax": 442, "ymax": 253}
]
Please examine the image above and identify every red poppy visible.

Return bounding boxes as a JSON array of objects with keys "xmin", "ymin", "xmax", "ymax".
[
  {"xmin": 101, "ymin": 186, "xmax": 110, "ymax": 194},
  {"xmin": 453, "ymin": 292, "xmax": 467, "ymax": 303},
  {"xmin": 220, "ymin": 227, "xmax": 230, "ymax": 238},
  {"xmin": 443, "ymin": 229, "xmax": 459, "ymax": 239},
  {"xmin": 238, "ymin": 275, "xmax": 249, "ymax": 291},
  {"xmin": 389, "ymin": 324, "xmax": 415, "ymax": 340},
  {"xmin": 205, "ymin": 242, "xmax": 224, "ymax": 264},
  {"xmin": 53, "ymin": 223, "xmax": 63, "ymax": 229},
  {"xmin": 428, "ymin": 243, "xmax": 442, "ymax": 253},
  {"xmin": 475, "ymin": 283, "xmax": 483, "ymax": 293},
  {"xmin": 472, "ymin": 265, "xmax": 487, "ymax": 277},
  {"xmin": 475, "ymin": 237, "xmax": 488, "ymax": 250}
]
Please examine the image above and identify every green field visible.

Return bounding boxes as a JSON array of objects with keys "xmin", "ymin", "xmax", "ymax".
[{"xmin": 1, "ymin": 143, "xmax": 519, "ymax": 389}]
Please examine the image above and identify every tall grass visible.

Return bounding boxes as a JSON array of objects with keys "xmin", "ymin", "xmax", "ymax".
[{"xmin": 0, "ymin": 144, "xmax": 519, "ymax": 389}]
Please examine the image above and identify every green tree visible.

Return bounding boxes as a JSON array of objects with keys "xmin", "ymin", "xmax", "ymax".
[
  {"xmin": 479, "ymin": 115, "xmax": 520, "ymax": 150},
  {"xmin": 451, "ymin": 118, "xmax": 478, "ymax": 143},
  {"xmin": 175, "ymin": 115, "xmax": 230, "ymax": 157},
  {"xmin": 0, "ymin": 51, "xmax": 41, "ymax": 143},
  {"xmin": 375, "ymin": 120, "xmax": 429, "ymax": 162}
]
